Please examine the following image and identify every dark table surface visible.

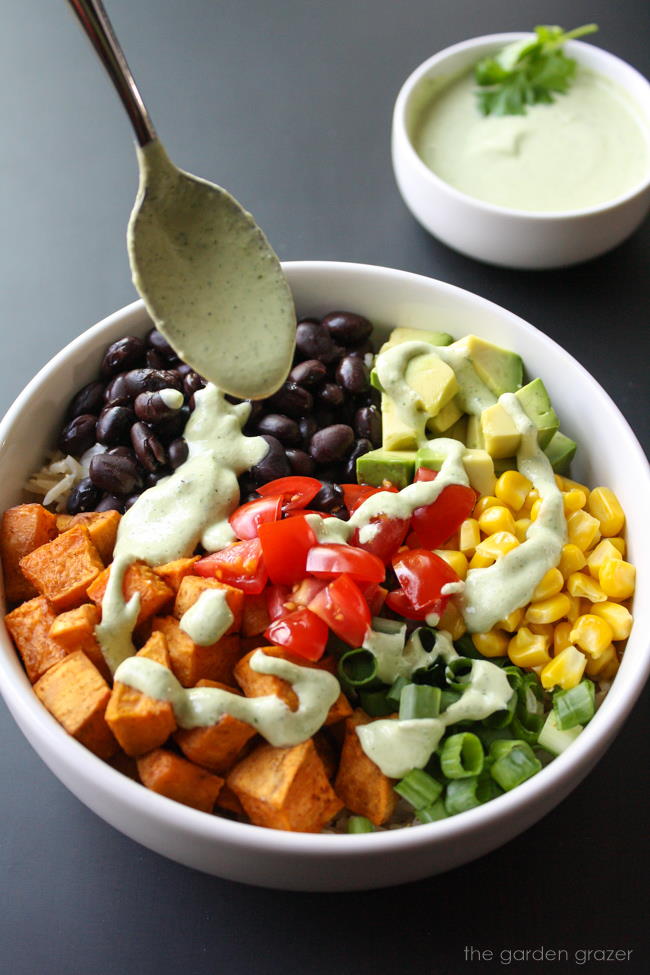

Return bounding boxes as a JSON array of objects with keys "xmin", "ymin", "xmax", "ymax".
[{"xmin": 1, "ymin": 1, "xmax": 649, "ymax": 973}]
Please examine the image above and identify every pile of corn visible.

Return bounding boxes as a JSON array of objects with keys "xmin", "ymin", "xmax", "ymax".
[{"xmin": 435, "ymin": 472, "xmax": 635, "ymax": 690}]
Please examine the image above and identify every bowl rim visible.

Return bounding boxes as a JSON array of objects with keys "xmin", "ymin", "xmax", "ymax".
[
  {"xmin": 392, "ymin": 32, "xmax": 650, "ymax": 221},
  {"xmin": 1, "ymin": 259, "xmax": 649, "ymax": 860}
]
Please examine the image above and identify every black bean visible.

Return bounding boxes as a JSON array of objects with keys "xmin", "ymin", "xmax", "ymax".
[
  {"xmin": 144, "ymin": 470, "xmax": 169, "ymax": 488},
  {"xmin": 238, "ymin": 474, "xmax": 258, "ymax": 499},
  {"xmin": 250, "ymin": 435, "xmax": 291, "ymax": 485},
  {"xmin": 344, "ymin": 439, "xmax": 373, "ymax": 480},
  {"xmin": 265, "ymin": 381, "xmax": 313, "ymax": 418},
  {"xmin": 145, "ymin": 349, "xmax": 168, "ymax": 370},
  {"xmin": 310, "ymin": 481, "xmax": 345, "ymax": 514},
  {"xmin": 96, "ymin": 405, "xmax": 136, "ymax": 446},
  {"xmin": 347, "ymin": 339, "xmax": 374, "ymax": 359},
  {"xmin": 146, "ymin": 328, "xmax": 179, "ymax": 362},
  {"xmin": 176, "ymin": 363, "xmax": 193, "ymax": 379},
  {"xmin": 131, "ymin": 422, "xmax": 167, "ymax": 472},
  {"xmin": 299, "ymin": 416, "xmax": 318, "ymax": 448},
  {"xmin": 67, "ymin": 381, "xmax": 105, "ymax": 420},
  {"xmin": 309, "ymin": 424, "xmax": 354, "ymax": 464},
  {"xmin": 316, "ymin": 464, "xmax": 346, "ymax": 483},
  {"xmin": 354, "ymin": 405, "xmax": 381, "ymax": 446},
  {"xmin": 289, "ymin": 359, "xmax": 328, "ymax": 387},
  {"xmin": 107, "ymin": 445, "xmax": 137, "ymax": 462},
  {"xmin": 183, "ymin": 371, "xmax": 206, "ymax": 396},
  {"xmin": 244, "ymin": 400, "xmax": 264, "ymax": 426},
  {"xmin": 100, "ymin": 336, "xmax": 146, "ymax": 377},
  {"xmin": 314, "ymin": 409, "xmax": 335, "ymax": 430},
  {"xmin": 285, "ymin": 449, "xmax": 315, "ymax": 476},
  {"xmin": 59, "ymin": 414, "xmax": 97, "ymax": 456},
  {"xmin": 134, "ymin": 389, "xmax": 184, "ymax": 424},
  {"xmin": 66, "ymin": 477, "xmax": 101, "ymax": 515},
  {"xmin": 104, "ymin": 373, "xmax": 133, "ymax": 406},
  {"xmin": 124, "ymin": 494, "xmax": 141, "ymax": 510},
  {"xmin": 89, "ymin": 452, "xmax": 141, "ymax": 495},
  {"xmin": 154, "ymin": 405, "xmax": 190, "ymax": 443},
  {"xmin": 336, "ymin": 355, "xmax": 369, "ymax": 394},
  {"xmin": 96, "ymin": 494, "xmax": 127, "ymax": 514},
  {"xmin": 168, "ymin": 439, "xmax": 189, "ymax": 469},
  {"xmin": 317, "ymin": 383, "xmax": 345, "ymax": 408},
  {"xmin": 321, "ymin": 311, "xmax": 372, "ymax": 346},
  {"xmin": 123, "ymin": 368, "xmax": 183, "ymax": 397},
  {"xmin": 256, "ymin": 413, "xmax": 301, "ymax": 446},
  {"xmin": 295, "ymin": 321, "xmax": 341, "ymax": 364}
]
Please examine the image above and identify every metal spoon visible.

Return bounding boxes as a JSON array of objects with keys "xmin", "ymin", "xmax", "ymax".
[{"xmin": 66, "ymin": 0, "xmax": 295, "ymax": 400}]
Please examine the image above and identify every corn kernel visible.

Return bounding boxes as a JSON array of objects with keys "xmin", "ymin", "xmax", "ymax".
[
  {"xmin": 528, "ymin": 622, "xmax": 555, "ymax": 640},
  {"xmin": 566, "ymin": 571, "xmax": 607, "ymax": 603},
  {"xmin": 587, "ymin": 487, "xmax": 625, "ymax": 537},
  {"xmin": 508, "ymin": 627, "xmax": 551, "ymax": 668},
  {"xmin": 586, "ymin": 539, "xmax": 622, "ymax": 579},
  {"xmin": 434, "ymin": 549, "xmax": 468, "ymax": 580},
  {"xmin": 553, "ymin": 621, "xmax": 572, "ymax": 656},
  {"xmin": 522, "ymin": 488, "xmax": 540, "ymax": 513},
  {"xmin": 597, "ymin": 654, "xmax": 621, "ymax": 682},
  {"xmin": 514, "ymin": 518, "xmax": 531, "ymax": 543},
  {"xmin": 566, "ymin": 509, "xmax": 601, "ymax": 552},
  {"xmin": 469, "ymin": 551, "xmax": 495, "ymax": 569},
  {"xmin": 531, "ymin": 567, "xmax": 564, "ymax": 601},
  {"xmin": 563, "ymin": 488, "xmax": 587, "ymax": 514},
  {"xmin": 585, "ymin": 643, "xmax": 617, "ymax": 678},
  {"xmin": 599, "ymin": 559, "xmax": 635, "ymax": 600},
  {"xmin": 497, "ymin": 607, "xmax": 525, "ymax": 632},
  {"xmin": 478, "ymin": 505, "xmax": 516, "ymax": 536},
  {"xmin": 558, "ymin": 544, "xmax": 587, "ymax": 580},
  {"xmin": 475, "ymin": 531, "xmax": 519, "ymax": 560},
  {"xmin": 556, "ymin": 475, "xmax": 589, "ymax": 494},
  {"xmin": 525, "ymin": 593, "xmax": 571, "ymax": 624},
  {"xmin": 608, "ymin": 537, "xmax": 626, "ymax": 556},
  {"xmin": 472, "ymin": 629, "xmax": 509, "ymax": 658},
  {"xmin": 473, "ymin": 495, "xmax": 500, "ymax": 517},
  {"xmin": 591, "ymin": 601, "xmax": 633, "ymax": 641},
  {"xmin": 540, "ymin": 645, "xmax": 586, "ymax": 690},
  {"xmin": 495, "ymin": 470, "xmax": 531, "ymax": 511},
  {"xmin": 564, "ymin": 592, "xmax": 583, "ymax": 622},
  {"xmin": 438, "ymin": 600, "xmax": 466, "ymax": 640},
  {"xmin": 529, "ymin": 498, "xmax": 542, "ymax": 521},
  {"xmin": 459, "ymin": 518, "xmax": 481, "ymax": 555},
  {"xmin": 569, "ymin": 614, "xmax": 614, "ymax": 657}
]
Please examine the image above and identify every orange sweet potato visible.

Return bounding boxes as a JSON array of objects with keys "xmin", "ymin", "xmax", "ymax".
[
  {"xmin": 87, "ymin": 560, "xmax": 174, "ymax": 625},
  {"xmin": 1, "ymin": 503, "xmax": 58, "ymax": 604},
  {"xmin": 5, "ymin": 595, "xmax": 69, "ymax": 682},
  {"xmin": 65, "ymin": 510, "xmax": 121, "ymax": 564},
  {"xmin": 19, "ymin": 524, "xmax": 104, "ymax": 611},
  {"xmin": 49, "ymin": 603, "xmax": 109, "ymax": 679},
  {"xmin": 152, "ymin": 615, "xmax": 242, "ymax": 687},
  {"xmin": 173, "ymin": 575, "xmax": 243, "ymax": 633},
  {"xmin": 241, "ymin": 592, "xmax": 270, "ymax": 637},
  {"xmin": 153, "ymin": 557, "xmax": 200, "ymax": 593},
  {"xmin": 137, "ymin": 749, "xmax": 223, "ymax": 812},
  {"xmin": 175, "ymin": 679, "xmax": 256, "ymax": 773},
  {"xmin": 334, "ymin": 710, "xmax": 397, "ymax": 827}
]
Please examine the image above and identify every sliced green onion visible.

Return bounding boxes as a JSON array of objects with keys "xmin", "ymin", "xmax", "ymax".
[
  {"xmin": 482, "ymin": 689, "xmax": 517, "ymax": 729},
  {"xmin": 417, "ymin": 800, "xmax": 448, "ymax": 823},
  {"xmin": 490, "ymin": 743, "xmax": 542, "ymax": 791},
  {"xmin": 538, "ymin": 710, "xmax": 583, "ymax": 756},
  {"xmin": 453, "ymin": 634, "xmax": 485, "ymax": 660},
  {"xmin": 475, "ymin": 773, "xmax": 503, "ymax": 804},
  {"xmin": 440, "ymin": 689, "xmax": 461, "ymax": 712},
  {"xmin": 444, "ymin": 777, "xmax": 482, "ymax": 815},
  {"xmin": 411, "ymin": 626, "xmax": 438, "ymax": 652},
  {"xmin": 347, "ymin": 815, "xmax": 375, "ymax": 833},
  {"xmin": 503, "ymin": 665, "xmax": 525, "ymax": 693},
  {"xmin": 399, "ymin": 683, "xmax": 441, "ymax": 720},
  {"xmin": 489, "ymin": 738, "xmax": 529, "ymax": 761},
  {"xmin": 553, "ymin": 679, "xmax": 595, "ymax": 730},
  {"xmin": 412, "ymin": 658, "xmax": 446, "ymax": 687},
  {"xmin": 386, "ymin": 675, "xmax": 409, "ymax": 708},
  {"xmin": 511, "ymin": 712, "xmax": 543, "ymax": 746},
  {"xmin": 475, "ymin": 726, "xmax": 514, "ymax": 749},
  {"xmin": 445, "ymin": 657, "xmax": 474, "ymax": 689},
  {"xmin": 394, "ymin": 769, "xmax": 443, "ymax": 809},
  {"xmin": 338, "ymin": 648, "xmax": 378, "ymax": 688},
  {"xmin": 359, "ymin": 688, "xmax": 394, "ymax": 717},
  {"xmin": 439, "ymin": 732, "xmax": 484, "ymax": 779}
]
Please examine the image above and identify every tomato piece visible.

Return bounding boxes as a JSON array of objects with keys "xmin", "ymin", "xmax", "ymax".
[
  {"xmin": 411, "ymin": 471, "xmax": 476, "ymax": 549},
  {"xmin": 264, "ymin": 608, "xmax": 329, "ymax": 662},
  {"xmin": 341, "ymin": 482, "xmax": 398, "ymax": 515},
  {"xmin": 291, "ymin": 577, "xmax": 327, "ymax": 607},
  {"xmin": 385, "ymin": 587, "xmax": 447, "ymax": 621},
  {"xmin": 258, "ymin": 515, "xmax": 318, "ymax": 585},
  {"xmin": 305, "ymin": 544, "xmax": 385, "ymax": 583},
  {"xmin": 283, "ymin": 509, "xmax": 333, "ymax": 519},
  {"xmin": 194, "ymin": 537, "xmax": 267, "ymax": 594},
  {"xmin": 361, "ymin": 582, "xmax": 388, "ymax": 616},
  {"xmin": 392, "ymin": 548, "xmax": 460, "ymax": 611},
  {"xmin": 308, "ymin": 574, "xmax": 371, "ymax": 647},
  {"xmin": 351, "ymin": 514, "xmax": 410, "ymax": 564},
  {"xmin": 265, "ymin": 583, "xmax": 293, "ymax": 621},
  {"xmin": 228, "ymin": 494, "xmax": 282, "ymax": 540},
  {"xmin": 414, "ymin": 467, "xmax": 437, "ymax": 483},
  {"xmin": 257, "ymin": 476, "xmax": 322, "ymax": 511}
]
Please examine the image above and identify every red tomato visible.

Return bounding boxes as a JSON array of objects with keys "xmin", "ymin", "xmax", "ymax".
[
  {"xmin": 411, "ymin": 468, "xmax": 476, "ymax": 548},
  {"xmin": 341, "ymin": 482, "xmax": 398, "ymax": 515},
  {"xmin": 228, "ymin": 494, "xmax": 282, "ymax": 540},
  {"xmin": 291, "ymin": 577, "xmax": 327, "ymax": 607},
  {"xmin": 308, "ymin": 574, "xmax": 371, "ymax": 647},
  {"xmin": 414, "ymin": 467, "xmax": 437, "ymax": 483},
  {"xmin": 361, "ymin": 582, "xmax": 388, "ymax": 616},
  {"xmin": 258, "ymin": 515, "xmax": 318, "ymax": 585},
  {"xmin": 194, "ymin": 537, "xmax": 267, "ymax": 594},
  {"xmin": 305, "ymin": 544, "xmax": 385, "ymax": 583},
  {"xmin": 392, "ymin": 548, "xmax": 460, "ymax": 611},
  {"xmin": 265, "ymin": 583, "xmax": 293, "ymax": 620},
  {"xmin": 264, "ymin": 608, "xmax": 329, "ymax": 662},
  {"xmin": 257, "ymin": 476, "xmax": 322, "ymax": 511},
  {"xmin": 351, "ymin": 514, "xmax": 410, "ymax": 564},
  {"xmin": 385, "ymin": 588, "xmax": 447, "ymax": 621},
  {"xmin": 283, "ymin": 509, "xmax": 333, "ymax": 519}
]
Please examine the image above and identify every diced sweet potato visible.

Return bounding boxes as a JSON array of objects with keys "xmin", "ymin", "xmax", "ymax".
[
  {"xmin": 214, "ymin": 782, "xmax": 245, "ymax": 817},
  {"xmin": 65, "ymin": 510, "xmax": 121, "ymax": 564},
  {"xmin": 1, "ymin": 503, "xmax": 58, "ymax": 603},
  {"xmin": 227, "ymin": 738, "xmax": 343, "ymax": 832},
  {"xmin": 5, "ymin": 595, "xmax": 69, "ymax": 682},
  {"xmin": 137, "ymin": 749, "xmax": 223, "ymax": 812},
  {"xmin": 175, "ymin": 679, "xmax": 256, "ymax": 773},
  {"xmin": 19, "ymin": 524, "xmax": 104, "ymax": 611},
  {"xmin": 87, "ymin": 560, "xmax": 174, "ymax": 625},
  {"xmin": 153, "ymin": 557, "xmax": 200, "ymax": 593},
  {"xmin": 33, "ymin": 650, "xmax": 117, "ymax": 759},
  {"xmin": 152, "ymin": 615, "xmax": 242, "ymax": 687},
  {"xmin": 334, "ymin": 710, "xmax": 397, "ymax": 827},
  {"xmin": 55, "ymin": 514, "xmax": 74, "ymax": 532},
  {"xmin": 173, "ymin": 575, "xmax": 243, "ymax": 633},
  {"xmin": 241, "ymin": 592, "xmax": 270, "ymax": 637},
  {"xmin": 49, "ymin": 603, "xmax": 109, "ymax": 679}
]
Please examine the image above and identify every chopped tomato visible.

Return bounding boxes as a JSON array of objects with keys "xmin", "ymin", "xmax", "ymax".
[
  {"xmin": 351, "ymin": 514, "xmax": 410, "ymax": 564},
  {"xmin": 264, "ymin": 608, "xmax": 329, "ymax": 662},
  {"xmin": 392, "ymin": 548, "xmax": 460, "ymax": 611},
  {"xmin": 361, "ymin": 582, "xmax": 388, "ymax": 616},
  {"xmin": 194, "ymin": 537, "xmax": 267, "ymax": 594},
  {"xmin": 385, "ymin": 587, "xmax": 447, "ymax": 621},
  {"xmin": 341, "ymin": 482, "xmax": 398, "ymax": 515},
  {"xmin": 257, "ymin": 475, "xmax": 322, "ymax": 511},
  {"xmin": 228, "ymin": 494, "xmax": 282, "ymax": 540},
  {"xmin": 283, "ymin": 509, "xmax": 333, "ymax": 519},
  {"xmin": 308, "ymin": 574, "xmax": 371, "ymax": 647},
  {"xmin": 305, "ymin": 544, "xmax": 385, "ymax": 583},
  {"xmin": 291, "ymin": 577, "xmax": 327, "ymax": 607},
  {"xmin": 411, "ymin": 468, "xmax": 476, "ymax": 548},
  {"xmin": 265, "ymin": 583, "xmax": 293, "ymax": 620},
  {"xmin": 258, "ymin": 515, "xmax": 318, "ymax": 585}
]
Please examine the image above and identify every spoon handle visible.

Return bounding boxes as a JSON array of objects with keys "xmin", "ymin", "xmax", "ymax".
[{"xmin": 66, "ymin": 0, "xmax": 156, "ymax": 146}]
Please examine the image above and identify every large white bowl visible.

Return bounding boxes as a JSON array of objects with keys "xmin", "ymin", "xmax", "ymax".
[
  {"xmin": 392, "ymin": 35, "xmax": 650, "ymax": 269},
  {"xmin": 0, "ymin": 262, "xmax": 648, "ymax": 890}
]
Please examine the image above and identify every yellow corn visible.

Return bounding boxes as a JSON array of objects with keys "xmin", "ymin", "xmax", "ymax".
[
  {"xmin": 566, "ymin": 509, "xmax": 601, "ymax": 552},
  {"xmin": 525, "ymin": 593, "xmax": 571, "ymax": 624},
  {"xmin": 495, "ymin": 470, "xmax": 531, "ymax": 511},
  {"xmin": 522, "ymin": 488, "xmax": 540, "ymax": 513},
  {"xmin": 569, "ymin": 614, "xmax": 614, "ymax": 657},
  {"xmin": 608, "ymin": 537, "xmax": 626, "ymax": 556},
  {"xmin": 497, "ymin": 607, "xmax": 525, "ymax": 632},
  {"xmin": 564, "ymin": 592, "xmax": 583, "ymax": 623},
  {"xmin": 531, "ymin": 567, "xmax": 564, "ymax": 601},
  {"xmin": 508, "ymin": 627, "xmax": 551, "ymax": 668},
  {"xmin": 566, "ymin": 571, "xmax": 607, "ymax": 603},
  {"xmin": 528, "ymin": 622, "xmax": 555, "ymax": 640},
  {"xmin": 585, "ymin": 644, "xmax": 617, "ymax": 678},
  {"xmin": 469, "ymin": 550, "xmax": 495, "ymax": 569},
  {"xmin": 529, "ymin": 498, "xmax": 542, "ymax": 521},
  {"xmin": 478, "ymin": 505, "xmax": 516, "ymax": 536},
  {"xmin": 475, "ymin": 531, "xmax": 519, "ymax": 560},
  {"xmin": 438, "ymin": 600, "xmax": 466, "ymax": 640},
  {"xmin": 563, "ymin": 488, "xmax": 587, "ymax": 514},
  {"xmin": 587, "ymin": 487, "xmax": 625, "ymax": 537},
  {"xmin": 553, "ymin": 620, "xmax": 573, "ymax": 656},
  {"xmin": 591, "ymin": 601, "xmax": 633, "ymax": 641},
  {"xmin": 434, "ymin": 549, "xmax": 468, "ymax": 580},
  {"xmin": 555, "ymin": 475, "xmax": 590, "ymax": 494},
  {"xmin": 514, "ymin": 518, "xmax": 531, "ymax": 543},
  {"xmin": 599, "ymin": 559, "xmax": 636, "ymax": 600},
  {"xmin": 586, "ymin": 539, "xmax": 622, "ymax": 580},
  {"xmin": 540, "ymin": 645, "xmax": 586, "ymax": 690},
  {"xmin": 472, "ymin": 629, "xmax": 509, "ymax": 658},
  {"xmin": 473, "ymin": 495, "xmax": 500, "ymax": 517},
  {"xmin": 597, "ymin": 654, "xmax": 620, "ymax": 682},
  {"xmin": 459, "ymin": 518, "xmax": 481, "ymax": 555},
  {"xmin": 558, "ymin": 543, "xmax": 587, "ymax": 580}
]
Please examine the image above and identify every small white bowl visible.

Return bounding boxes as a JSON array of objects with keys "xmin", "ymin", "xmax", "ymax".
[
  {"xmin": 392, "ymin": 34, "xmax": 650, "ymax": 269},
  {"xmin": 0, "ymin": 262, "xmax": 649, "ymax": 890}
]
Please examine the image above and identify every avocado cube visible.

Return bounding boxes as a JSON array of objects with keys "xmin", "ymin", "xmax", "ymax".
[
  {"xmin": 466, "ymin": 414, "xmax": 485, "ymax": 450},
  {"xmin": 544, "ymin": 431, "xmax": 577, "ymax": 474},
  {"xmin": 416, "ymin": 445, "xmax": 496, "ymax": 497},
  {"xmin": 453, "ymin": 335, "xmax": 523, "ymax": 396},
  {"xmin": 480, "ymin": 403, "xmax": 521, "ymax": 459},
  {"xmin": 515, "ymin": 378, "xmax": 559, "ymax": 449},
  {"xmin": 381, "ymin": 393, "xmax": 417, "ymax": 450},
  {"xmin": 444, "ymin": 414, "xmax": 468, "ymax": 443},
  {"xmin": 426, "ymin": 397, "xmax": 463, "ymax": 435},
  {"xmin": 383, "ymin": 327, "xmax": 454, "ymax": 349},
  {"xmin": 480, "ymin": 378, "xmax": 560, "ymax": 459},
  {"xmin": 357, "ymin": 449, "xmax": 416, "ymax": 489},
  {"xmin": 405, "ymin": 352, "xmax": 459, "ymax": 416}
]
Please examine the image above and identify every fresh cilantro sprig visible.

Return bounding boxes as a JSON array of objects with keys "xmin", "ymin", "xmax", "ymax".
[{"xmin": 474, "ymin": 24, "xmax": 599, "ymax": 117}]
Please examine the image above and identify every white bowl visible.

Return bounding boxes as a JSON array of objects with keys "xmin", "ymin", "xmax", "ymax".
[
  {"xmin": 0, "ymin": 261, "xmax": 648, "ymax": 890},
  {"xmin": 392, "ymin": 34, "xmax": 650, "ymax": 269}
]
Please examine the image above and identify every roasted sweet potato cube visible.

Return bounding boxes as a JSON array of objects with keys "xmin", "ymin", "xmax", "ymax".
[
  {"xmin": 227, "ymin": 738, "xmax": 343, "ymax": 832},
  {"xmin": 242, "ymin": 592, "xmax": 270, "ymax": 637},
  {"xmin": 173, "ymin": 576, "xmax": 243, "ymax": 633},
  {"xmin": 215, "ymin": 782, "xmax": 245, "ymax": 817},
  {"xmin": 19, "ymin": 524, "xmax": 104, "ymax": 611},
  {"xmin": 153, "ymin": 557, "xmax": 200, "ymax": 593},
  {"xmin": 152, "ymin": 615, "xmax": 242, "ymax": 686},
  {"xmin": 1, "ymin": 503, "xmax": 58, "ymax": 603},
  {"xmin": 49, "ymin": 603, "xmax": 109, "ymax": 679},
  {"xmin": 66, "ymin": 510, "xmax": 121, "ymax": 564},
  {"xmin": 4, "ymin": 595, "xmax": 69, "ymax": 682},
  {"xmin": 55, "ymin": 514, "xmax": 74, "ymax": 532},
  {"xmin": 87, "ymin": 560, "xmax": 174, "ymax": 625},
  {"xmin": 138, "ymin": 630, "xmax": 170, "ymax": 666},
  {"xmin": 334, "ymin": 710, "xmax": 397, "ymax": 827},
  {"xmin": 137, "ymin": 749, "xmax": 223, "ymax": 812},
  {"xmin": 175, "ymin": 679, "xmax": 256, "ymax": 773},
  {"xmin": 34, "ymin": 650, "xmax": 117, "ymax": 759}
]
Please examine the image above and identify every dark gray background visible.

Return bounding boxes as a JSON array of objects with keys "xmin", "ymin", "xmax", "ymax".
[{"xmin": 1, "ymin": 1, "xmax": 649, "ymax": 973}]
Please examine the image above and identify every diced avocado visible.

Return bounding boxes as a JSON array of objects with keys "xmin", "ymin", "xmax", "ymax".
[
  {"xmin": 479, "ymin": 378, "xmax": 560, "ymax": 459},
  {"xmin": 383, "ymin": 327, "xmax": 454, "ymax": 348},
  {"xmin": 466, "ymin": 414, "xmax": 485, "ymax": 450},
  {"xmin": 516, "ymin": 378, "xmax": 559, "ymax": 449},
  {"xmin": 544, "ymin": 431, "xmax": 577, "ymax": 474},
  {"xmin": 426, "ymin": 397, "xmax": 463, "ymax": 435},
  {"xmin": 493, "ymin": 456, "xmax": 517, "ymax": 475},
  {"xmin": 370, "ymin": 367, "xmax": 383, "ymax": 392},
  {"xmin": 444, "ymin": 414, "xmax": 468, "ymax": 443},
  {"xmin": 453, "ymin": 335, "xmax": 523, "ymax": 396},
  {"xmin": 416, "ymin": 445, "xmax": 496, "ymax": 497},
  {"xmin": 357, "ymin": 448, "xmax": 416, "ymax": 489},
  {"xmin": 381, "ymin": 393, "xmax": 417, "ymax": 450},
  {"xmin": 404, "ymin": 352, "xmax": 459, "ymax": 417}
]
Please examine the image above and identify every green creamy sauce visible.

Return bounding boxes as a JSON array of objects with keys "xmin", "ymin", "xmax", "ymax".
[
  {"xmin": 179, "ymin": 588, "xmax": 233, "ymax": 646},
  {"xmin": 413, "ymin": 68, "xmax": 650, "ymax": 212}
]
